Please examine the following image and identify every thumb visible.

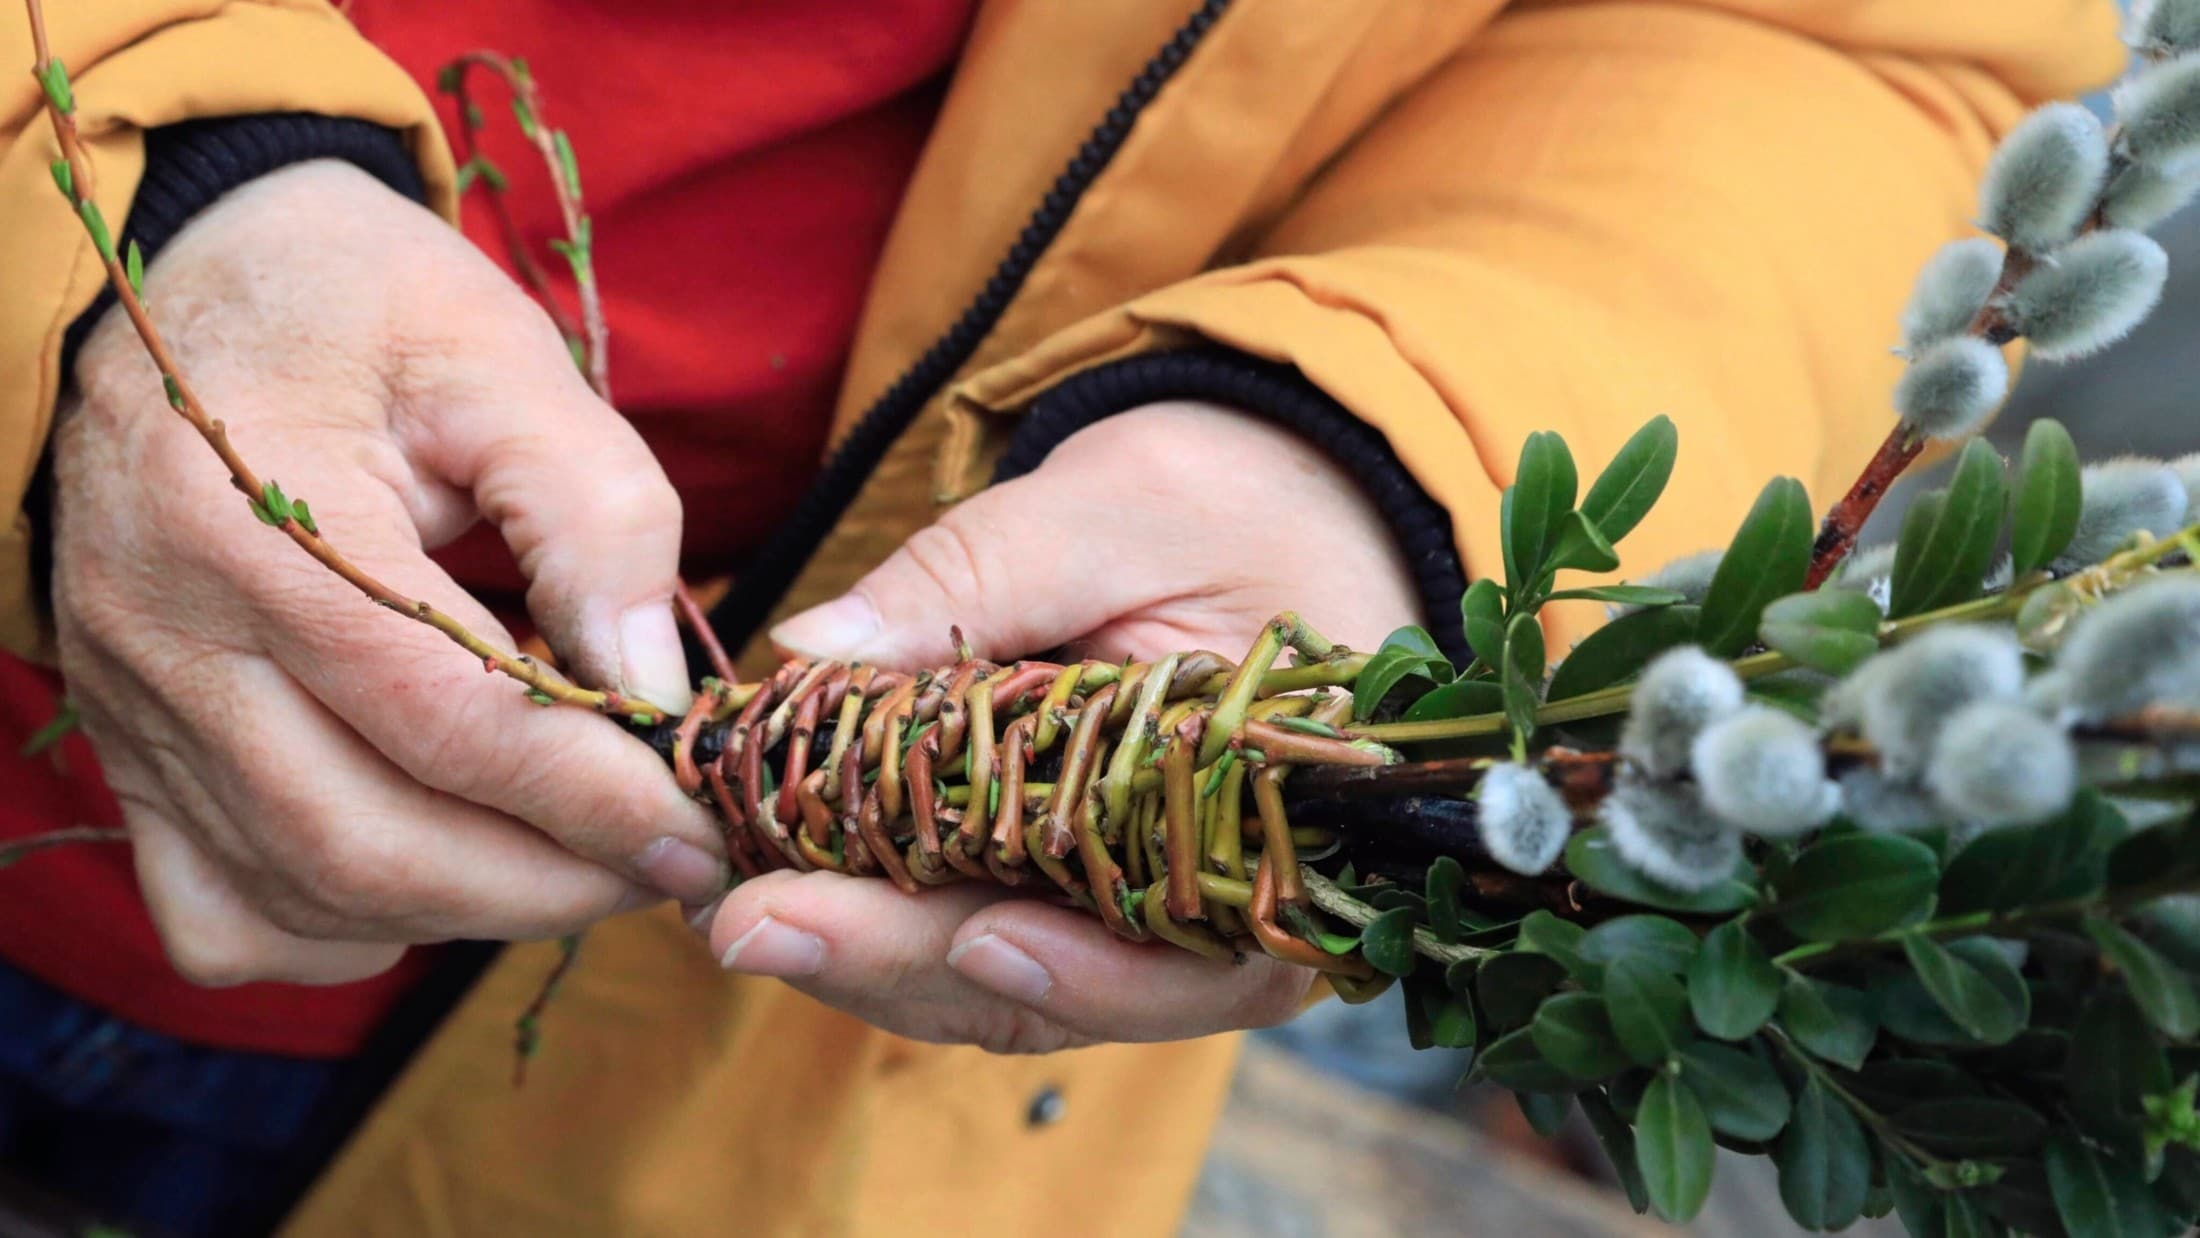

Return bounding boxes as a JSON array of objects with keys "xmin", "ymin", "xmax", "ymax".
[
  {"xmin": 771, "ymin": 476, "xmax": 1140, "ymax": 669},
  {"xmin": 426, "ymin": 366, "xmax": 693, "ymax": 713}
]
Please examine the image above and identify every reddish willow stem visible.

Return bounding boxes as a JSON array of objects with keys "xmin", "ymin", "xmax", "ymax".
[
  {"xmin": 438, "ymin": 52, "xmax": 737, "ymax": 686},
  {"xmin": 1804, "ymin": 151, "xmax": 2120, "ymax": 588},
  {"xmin": 22, "ymin": 2, "xmax": 661, "ymax": 723}
]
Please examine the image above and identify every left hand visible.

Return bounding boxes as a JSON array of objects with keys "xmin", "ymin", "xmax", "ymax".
[{"xmin": 696, "ymin": 401, "xmax": 1423, "ymax": 1052}]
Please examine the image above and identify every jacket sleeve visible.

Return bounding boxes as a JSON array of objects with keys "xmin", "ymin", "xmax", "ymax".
[
  {"xmin": 954, "ymin": 0, "xmax": 2125, "ymax": 649},
  {"xmin": 0, "ymin": 0, "xmax": 455, "ymax": 660}
]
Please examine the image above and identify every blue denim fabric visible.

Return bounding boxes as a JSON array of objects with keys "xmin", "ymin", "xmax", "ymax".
[{"xmin": 0, "ymin": 957, "xmax": 342, "ymax": 1237}]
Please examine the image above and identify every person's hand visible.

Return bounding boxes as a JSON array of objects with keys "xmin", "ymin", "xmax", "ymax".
[
  {"xmin": 52, "ymin": 161, "xmax": 725, "ymax": 986},
  {"xmin": 700, "ymin": 402, "xmax": 1423, "ymax": 1052}
]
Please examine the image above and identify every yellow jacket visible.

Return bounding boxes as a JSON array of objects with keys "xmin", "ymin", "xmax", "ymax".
[{"xmin": 0, "ymin": 1, "xmax": 2120, "ymax": 1233}]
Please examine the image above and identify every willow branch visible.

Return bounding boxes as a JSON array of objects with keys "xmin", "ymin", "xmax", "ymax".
[{"xmin": 0, "ymin": 826, "xmax": 128, "ymax": 868}]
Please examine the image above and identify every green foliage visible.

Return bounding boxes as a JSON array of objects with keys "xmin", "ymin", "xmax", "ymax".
[
  {"xmin": 1889, "ymin": 438, "xmax": 2007, "ymax": 617},
  {"xmin": 2009, "ymin": 418, "xmax": 2083, "ymax": 576},
  {"xmin": 1696, "ymin": 477, "xmax": 1814, "ymax": 656},
  {"xmin": 1758, "ymin": 588, "xmax": 1882, "ymax": 676}
]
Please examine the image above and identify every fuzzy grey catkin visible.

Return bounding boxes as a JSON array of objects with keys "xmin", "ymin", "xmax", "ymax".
[
  {"xmin": 2053, "ymin": 576, "xmax": 2200, "ymax": 720},
  {"xmin": 1832, "ymin": 543, "xmax": 1898, "ymax": 613},
  {"xmin": 1690, "ymin": 706, "xmax": 1838, "ymax": 837},
  {"xmin": 2101, "ymin": 157, "xmax": 2200, "ymax": 231},
  {"xmin": 1893, "ymin": 336, "xmax": 2010, "ymax": 438},
  {"xmin": 1852, "ymin": 625, "xmax": 2027, "ymax": 780},
  {"xmin": 2173, "ymin": 451, "xmax": 2200, "ymax": 524},
  {"xmin": 1838, "ymin": 767, "xmax": 1944, "ymax": 834},
  {"xmin": 2132, "ymin": 0, "xmax": 2200, "ymax": 56},
  {"xmin": 1620, "ymin": 646, "xmax": 1745, "ymax": 779},
  {"xmin": 2053, "ymin": 456, "xmax": 2188, "ymax": 571},
  {"xmin": 1475, "ymin": 762, "xmax": 1571, "ymax": 877},
  {"xmin": 1600, "ymin": 779, "xmax": 1742, "ymax": 893},
  {"xmin": 2004, "ymin": 230, "xmax": 2171, "ymax": 361},
  {"xmin": 1924, "ymin": 701, "xmax": 2078, "ymax": 828},
  {"xmin": 1899, "ymin": 239, "xmax": 2004, "ymax": 353},
  {"xmin": 2119, "ymin": 51, "xmax": 2200, "ymax": 162},
  {"xmin": 1978, "ymin": 103, "xmax": 2111, "ymax": 251}
]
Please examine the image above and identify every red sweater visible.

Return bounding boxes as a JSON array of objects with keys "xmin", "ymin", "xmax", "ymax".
[{"xmin": 0, "ymin": 0, "xmax": 973, "ymax": 1058}]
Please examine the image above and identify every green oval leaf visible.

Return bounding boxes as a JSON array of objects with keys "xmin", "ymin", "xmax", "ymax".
[
  {"xmin": 1580, "ymin": 414, "xmax": 1679, "ymax": 546},
  {"xmin": 1777, "ymin": 1076, "xmax": 1871, "ymax": 1231},
  {"xmin": 1415, "ymin": 975, "xmax": 1478, "ymax": 1049},
  {"xmin": 1359, "ymin": 906, "xmax": 1420, "ymax": 977},
  {"xmin": 1543, "ymin": 584, "xmax": 1688, "ymax": 607},
  {"xmin": 2067, "ymin": 993, "xmax": 2173, "ymax": 1137},
  {"xmin": 1472, "ymin": 1025, "xmax": 1577, "ymax": 1093},
  {"xmin": 1889, "ymin": 437, "xmax": 2007, "ymax": 618},
  {"xmin": 1544, "ymin": 604, "xmax": 1701, "ymax": 702},
  {"xmin": 1777, "ymin": 975, "xmax": 1877, "ymax": 1070},
  {"xmin": 1543, "ymin": 509, "xmax": 1621, "ymax": 578},
  {"xmin": 1565, "ymin": 827, "xmax": 1759, "ymax": 914},
  {"xmin": 2009, "ymin": 418, "xmax": 2084, "ymax": 578},
  {"xmin": 1579, "ymin": 915, "xmax": 1699, "ymax": 978},
  {"xmin": 1774, "ymin": 833, "xmax": 1939, "ymax": 942},
  {"xmin": 1697, "ymin": 477, "xmax": 1815, "ymax": 656},
  {"xmin": 1636, "ymin": 1073, "xmax": 1716, "ymax": 1223},
  {"xmin": 1581, "ymin": 1089, "xmax": 1652, "ymax": 1214},
  {"xmin": 1758, "ymin": 588, "xmax": 1885, "ymax": 676},
  {"xmin": 1477, "ymin": 951, "xmax": 1569, "ymax": 1031},
  {"xmin": 1679, "ymin": 1041, "xmax": 1791, "ymax": 1141},
  {"xmin": 1892, "ymin": 1098, "xmax": 2047, "ymax": 1158},
  {"xmin": 1501, "ymin": 611, "xmax": 1546, "ymax": 745},
  {"xmin": 1504, "ymin": 431, "xmax": 1578, "ymax": 592},
  {"xmin": 2085, "ymin": 915, "xmax": 2200, "ymax": 1038},
  {"xmin": 1940, "ymin": 790, "xmax": 2115, "ymax": 915},
  {"xmin": 1604, "ymin": 956, "xmax": 1693, "ymax": 1066},
  {"xmin": 1901, "ymin": 935, "xmax": 2029, "ymax": 1046},
  {"xmin": 1688, "ymin": 919, "xmax": 1782, "ymax": 1040},
  {"xmin": 1424, "ymin": 856, "xmax": 1467, "ymax": 944},
  {"xmin": 1460, "ymin": 578, "xmax": 1507, "ymax": 668},
  {"xmin": 1532, "ymin": 992, "xmax": 1634, "ymax": 1080},
  {"xmin": 2047, "ymin": 1130, "xmax": 2173, "ymax": 1238},
  {"xmin": 1400, "ymin": 678, "xmax": 1504, "ymax": 723}
]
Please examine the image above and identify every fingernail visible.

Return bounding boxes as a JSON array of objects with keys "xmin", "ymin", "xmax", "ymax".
[
  {"xmin": 947, "ymin": 933, "xmax": 1052, "ymax": 1006},
  {"xmin": 634, "ymin": 836, "xmax": 726, "ymax": 903},
  {"xmin": 718, "ymin": 915, "xmax": 825, "ymax": 976},
  {"xmin": 770, "ymin": 592, "xmax": 879, "ymax": 660},
  {"xmin": 684, "ymin": 895, "xmax": 724, "ymax": 936},
  {"xmin": 619, "ymin": 603, "xmax": 694, "ymax": 714}
]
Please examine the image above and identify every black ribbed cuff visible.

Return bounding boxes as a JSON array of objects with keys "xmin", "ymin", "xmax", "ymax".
[
  {"xmin": 993, "ymin": 350, "xmax": 1472, "ymax": 665},
  {"xmin": 60, "ymin": 112, "xmax": 426, "ymax": 373}
]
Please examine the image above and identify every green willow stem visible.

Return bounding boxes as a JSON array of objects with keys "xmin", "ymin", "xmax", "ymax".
[
  {"xmin": 1774, "ymin": 873, "xmax": 2200, "ymax": 970},
  {"xmin": 1766, "ymin": 1026, "xmax": 1953, "ymax": 1174},
  {"xmin": 1348, "ymin": 535, "xmax": 2199, "ymax": 747},
  {"xmin": 1300, "ymin": 867, "xmax": 1496, "ymax": 967}
]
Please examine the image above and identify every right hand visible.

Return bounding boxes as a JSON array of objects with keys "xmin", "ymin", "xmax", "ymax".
[{"xmin": 50, "ymin": 161, "xmax": 725, "ymax": 986}]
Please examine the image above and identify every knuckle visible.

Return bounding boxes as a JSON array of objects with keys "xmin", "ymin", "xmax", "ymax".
[
  {"xmin": 966, "ymin": 1005, "xmax": 1082, "ymax": 1056},
  {"xmin": 897, "ymin": 517, "xmax": 991, "ymax": 607}
]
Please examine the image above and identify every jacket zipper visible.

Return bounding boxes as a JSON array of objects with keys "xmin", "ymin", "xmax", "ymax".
[{"xmin": 700, "ymin": 0, "xmax": 1236, "ymax": 657}]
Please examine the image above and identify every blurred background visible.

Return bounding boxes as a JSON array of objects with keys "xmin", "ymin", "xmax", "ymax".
[{"xmin": 1183, "ymin": 19, "xmax": 2199, "ymax": 1236}]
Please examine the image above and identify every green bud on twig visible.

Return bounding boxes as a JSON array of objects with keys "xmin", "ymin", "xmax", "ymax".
[
  {"xmin": 161, "ymin": 375, "xmax": 184, "ymax": 411},
  {"xmin": 1690, "ymin": 706, "xmax": 1838, "ymax": 837},
  {"xmin": 2055, "ymin": 456, "xmax": 2187, "ymax": 570},
  {"xmin": 1977, "ymin": 103, "xmax": 2109, "ymax": 251},
  {"xmin": 1924, "ymin": 700, "xmax": 2075, "ymax": 829},
  {"xmin": 436, "ymin": 62, "xmax": 464, "ymax": 95},
  {"xmin": 511, "ymin": 96, "xmax": 539, "ymax": 141},
  {"xmin": 125, "ymin": 240, "xmax": 144, "ymax": 300},
  {"xmin": 35, "ymin": 57, "xmax": 72, "ymax": 114},
  {"xmin": 48, "ymin": 157, "xmax": 72, "ymax": 202},
  {"xmin": 77, "ymin": 199, "xmax": 114, "ymax": 264},
  {"xmin": 2005, "ymin": 229, "xmax": 2169, "ymax": 360},
  {"xmin": 552, "ymin": 130, "xmax": 581, "ymax": 199},
  {"xmin": 1893, "ymin": 336, "xmax": 2008, "ymax": 439},
  {"xmin": 1899, "ymin": 238, "xmax": 2002, "ymax": 353},
  {"xmin": 1474, "ymin": 762, "xmax": 1569, "ymax": 876}
]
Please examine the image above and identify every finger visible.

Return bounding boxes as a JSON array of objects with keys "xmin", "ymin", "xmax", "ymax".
[
  {"xmin": 396, "ymin": 342, "xmax": 693, "ymax": 714},
  {"xmin": 228, "ymin": 475, "xmax": 727, "ymax": 904},
  {"xmin": 703, "ymin": 870, "xmax": 1096, "ymax": 1052},
  {"xmin": 115, "ymin": 644, "xmax": 662, "ymax": 941},
  {"xmin": 124, "ymin": 796, "xmax": 404, "ymax": 987},
  {"xmin": 947, "ymin": 901, "xmax": 1315, "ymax": 1042},
  {"xmin": 767, "ymin": 469, "xmax": 1162, "ymax": 670}
]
